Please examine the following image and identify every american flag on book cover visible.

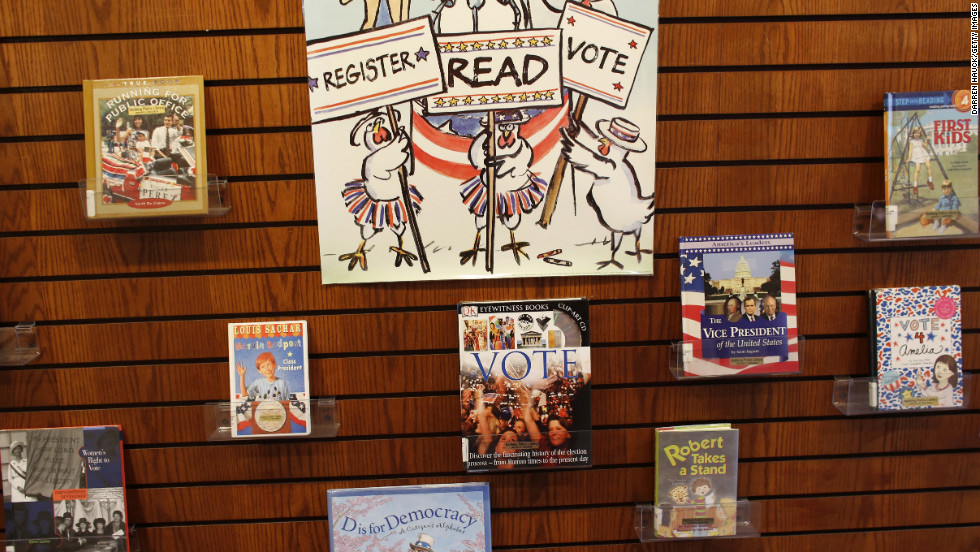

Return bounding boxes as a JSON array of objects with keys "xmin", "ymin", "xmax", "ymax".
[
  {"xmin": 679, "ymin": 234, "xmax": 799, "ymax": 377},
  {"xmin": 101, "ymin": 153, "xmax": 146, "ymax": 197}
]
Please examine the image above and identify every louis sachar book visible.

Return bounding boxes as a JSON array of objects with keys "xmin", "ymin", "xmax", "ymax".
[
  {"xmin": 869, "ymin": 285, "xmax": 963, "ymax": 410},
  {"xmin": 884, "ymin": 90, "xmax": 978, "ymax": 238},
  {"xmin": 82, "ymin": 75, "xmax": 208, "ymax": 219},
  {"xmin": 458, "ymin": 298, "xmax": 592, "ymax": 472},
  {"xmin": 654, "ymin": 424, "xmax": 738, "ymax": 538},
  {"xmin": 1, "ymin": 426, "xmax": 131, "ymax": 551},
  {"xmin": 327, "ymin": 483, "xmax": 492, "ymax": 552},
  {"xmin": 229, "ymin": 320, "xmax": 312, "ymax": 437},
  {"xmin": 678, "ymin": 234, "xmax": 799, "ymax": 377}
]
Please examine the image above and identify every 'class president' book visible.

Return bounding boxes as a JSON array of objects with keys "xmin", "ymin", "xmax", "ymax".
[
  {"xmin": 458, "ymin": 298, "xmax": 592, "ymax": 472},
  {"xmin": 869, "ymin": 285, "xmax": 963, "ymax": 410},
  {"xmin": 1, "ymin": 426, "xmax": 131, "ymax": 551},
  {"xmin": 229, "ymin": 320, "xmax": 312, "ymax": 438},
  {"xmin": 654, "ymin": 424, "xmax": 738, "ymax": 538},
  {"xmin": 83, "ymin": 76, "xmax": 208, "ymax": 219},
  {"xmin": 679, "ymin": 234, "xmax": 799, "ymax": 377},
  {"xmin": 327, "ymin": 483, "xmax": 492, "ymax": 552},
  {"xmin": 884, "ymin": 90, "xmax": 978, "ymax": 238}
]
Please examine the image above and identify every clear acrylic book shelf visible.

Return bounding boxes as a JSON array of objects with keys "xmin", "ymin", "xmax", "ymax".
[
  {"xmin": 669, "ymin": 337, "xmax": 805, "ymax": 379},
  {"xmin": 204, "ymin": 397, "xmax": 339, "ymax": 441},
  {"xmin": 833, "ymin": 373, "xmax": 973, "ymax": 415},
  {"xmin": 78, "ymin": 175, "xmax": 230, "ymax": 220},
  {"xmin": 853, "ymin": 201, "xmax": 980, "ymax": 241},
  {"xmin": 634, "ymin": 500, "xmax": 760, "ymax": 541},
  {"xmin": 0, "ymin": 322, "xmax": 40, "ymax": 366}
]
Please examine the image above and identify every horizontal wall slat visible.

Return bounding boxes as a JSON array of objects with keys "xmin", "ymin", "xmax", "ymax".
[
  {"xmin": 0, "ymin": 20, "xmax": 966, "ymax": 88},
  {"xmin": 7, "ymin": 337, "xmax": 978, "ymax": 408},
  {"xmin": 0, "ymin": 116, "xmax": 935, "ymax": 185},
  {"xmin": 118, "ymin": 453, "xmax": 980, "ymax": 524},
  {"xmin": 2, "ymin": 378, "xmax": 978, "ymax": 443},
  {"xmin": 0, "ymin": 1, "xmax": 965, "ymax": 37},
  {"xmin": 0, "ymin": 67, "xmax": 970, "ymax": 139}
]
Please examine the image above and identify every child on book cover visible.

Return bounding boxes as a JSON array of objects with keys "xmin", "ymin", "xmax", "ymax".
[
  {"xmin": 236, "ymin": 351, "xmax": 291, "ymax": 401},
  {"xmin": 915, "ymin": 354, "xmax": 959, "ymax": 407}
]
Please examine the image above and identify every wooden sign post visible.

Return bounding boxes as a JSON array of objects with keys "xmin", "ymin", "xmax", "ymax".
[
  {"xmin": 306, "ymin": 17, "xmax": 445, "ymax": 272},
  {"xmin": 428, "ymin": 28, "xmax": 563, "ymax": 272},
  {"xmin": 538, "ymin": 3, "xmax": 653, "ymax": 228}
]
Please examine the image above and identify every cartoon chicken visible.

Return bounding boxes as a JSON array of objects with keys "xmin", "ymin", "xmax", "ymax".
[
  {"xmin": 560, "ymin": 117, "xmax": 653, "ymax": 269},
  {"xmin": 459, "ymin": 110, "xmax": 548, "ymax": 265},
  {"xmin": 340, "ymin": 109, "xmax": 421, "ymax": 271}
]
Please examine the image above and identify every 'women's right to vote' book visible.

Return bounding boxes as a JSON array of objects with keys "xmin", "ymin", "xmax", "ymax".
[
  {"xmin": 678, "ymin": 234, "xmax": 799, "ymax": 377},
  {"xmin": 654, "ymin": 424, "xmax": 739, "ymax": 538},
  {"xmin": 869, "ymin": 285, "xmax": 963, "ymax": 410},
  {"xmin": 884, "ymin": 90, "xmax": 978, "ymax": 238},
  {"xmin": 1, "ymin": 426, "xmax": 131, "ymax": 551},
  {"xmin": 327, "ymin": 483, "xmax": 492, "ymax": 552}
]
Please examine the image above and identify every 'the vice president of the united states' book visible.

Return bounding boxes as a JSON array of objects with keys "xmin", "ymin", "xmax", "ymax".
[{"xmin": 679, "ymin": 234, "xmax": 799, "ymax": 377}]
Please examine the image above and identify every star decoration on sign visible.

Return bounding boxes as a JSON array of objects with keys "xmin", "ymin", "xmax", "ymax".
[
  {"xmin": 926, "ymin": 332, "xmax": 936, "ymax": 341},
  {"xmin": 472, "ymin": 41, "xmax": 484, "ymax": 50},
  {"xmin": 684, "ymin": 274, "xmax": 695, "ymax": 284},
  {"xmin": 287, "ymin": 351, "xmax": 293, "ymax": 357},
  {"xmin": 567, "ymin": 16, "xmax": 576, "ymax": 25},
  {"xmin": 464, "ymin": 97, "xmax": 473, "ymax": 104},
  {"xmin": 545, "ymin": 91, "xmax": 555, "ymax": 99},
  {"xmin": 529, "ymin": 38, "xmax": 539, "ymax": 46},
  {"xmin": 308, "ymin": 77, "xmax": 318, "ymax": 92},
  {"xmin": 689, "ymin": 258, "xmax": 701, "ymax": 267},
  {"xmin": 415, "ymin": 47, "xmax": 430, "ymax": 62},
  {"xmin": 434, "ymin": 98, "xmax": 445, "ymax": 106},
  {"xmin": 542, "ymin": 37, "xmax": 553, "ymax": 45},
  {"xmin": 479, "ymin": 96, "xmax": 490, "ymax": 104},
  {"xmin": 459, "ymin": 43, "xmax": 469, "ymax": 52},
  {"xmin": 514, "ymin": 38, "xmax": 525, "ymax": 47},
  {"xmin": 519, "ymin": 93, "xmax": 528, "ymax": 101},
  {"xmin": 613, "ymin": 82, "xmax": 624, "ymax": 91},
  {"xmin": 629, "ymin": 40, "xmax": 638, "ymax": 49},
  {"xmin": 442, "ymin": 43, "xmax": 455, "ymax": 53},
  {"xmin": 449, "ymin": 98, "xmax": 459, "ymax": 106},
  {"xmin": 504, "ymin": 94, "xmax": 515, "ymax": 101}
]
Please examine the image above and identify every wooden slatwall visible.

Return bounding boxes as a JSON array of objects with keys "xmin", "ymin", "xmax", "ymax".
[{"xmin": 2, "ymin": 0, "xmax": 979, "ymax": 550}]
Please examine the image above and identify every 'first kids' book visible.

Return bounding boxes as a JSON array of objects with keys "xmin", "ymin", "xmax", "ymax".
[
  {"xmin": 883, "ymin": 90, "xmax": 978, "ymax": 238},
  {"xmin": 327, "ymin": 483, "xmax": 492, "ymax": 552}
]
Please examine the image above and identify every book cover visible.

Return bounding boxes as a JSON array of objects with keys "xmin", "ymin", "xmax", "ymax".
[
  {"xmin": 458, "ymin": 298, "xmax": 591, "ymax": 472},
  {"xmin": 1, "ymin": 426, "xmax": 130, "ymax": 551},
  {"xmin": 678, "ymin": 234, "xmax": 799, "ymax": 377},
  {"xmin": 884, "ymin": 90, "xmax": 978, "ymax": 238},
  {"xmin": 303, "ymin": 0, "xmax": 658, "ymax": 284},
  {"xmin": 327, "ymin": 483, "xmax": 492, "ymax": 552},
  {"xmin": 654, "ymin": 424, "xmax": 738, "ymax": 538},
  {"xmin": 871, "ymin": 285, "xmax": 963, "ymax": 410},
  {"xmin": 228, "ymin": 320, "xmax": 312, "ymax": 437},
  {"xmin": 82, "ymin": 76, "xmax": 208, "ymax": 219}
]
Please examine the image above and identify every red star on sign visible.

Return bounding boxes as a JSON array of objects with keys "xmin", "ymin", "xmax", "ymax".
[
  {"xmin": 629, "ymin": 40, "xmax": 638, "ymax": 49},
  {"xmin": 613, "ymin": 82, "xmax": 624, "ymax": 91},
  {"xmin": 567, "ymin": 16, "xmax": 576, "ymax": 25}
]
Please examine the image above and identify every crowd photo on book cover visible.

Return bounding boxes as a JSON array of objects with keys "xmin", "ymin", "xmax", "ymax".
[{"xmin": 458, "ymin": 299, "xmax": 592, "ymax": 471}]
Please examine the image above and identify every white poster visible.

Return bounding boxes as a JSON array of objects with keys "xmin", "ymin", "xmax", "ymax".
[{"xmin": 304, "ymin": 0, "xmax": 659, "ymax": 284}]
